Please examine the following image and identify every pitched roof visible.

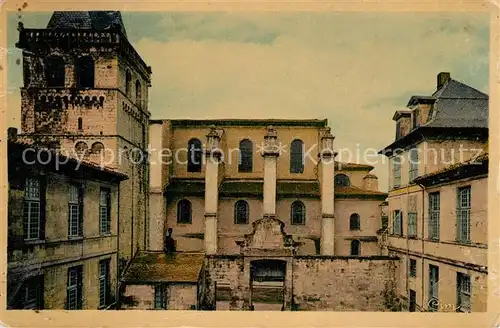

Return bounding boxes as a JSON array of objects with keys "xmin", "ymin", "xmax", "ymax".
[
  {"xmin": 335, "ymin": 186, "xmax": 387, "ymax": 198},
  {"xmin": 423, "ymin": 79, "xmax": 488, "ymax": 129},
  {"xmin": 122, "ymin": 252, "xmax": 205, "ymax": 283},
  {"xmin": 47, "ymin": 11, "xmax": 127, "ymax": 37}
]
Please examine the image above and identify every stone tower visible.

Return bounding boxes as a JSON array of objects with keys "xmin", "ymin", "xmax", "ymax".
[{"xmin": 16, "ymin": 11, "xmax": 152, "ymax": 273}]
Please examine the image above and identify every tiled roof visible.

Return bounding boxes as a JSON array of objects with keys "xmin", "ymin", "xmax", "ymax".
[
  {"xmin": 8, "ymin": 140, "xmax": 128, "ymax": 179},
  {"xmin": 424, "ymin": 79, "xmax": 488, "ymax": 129},
  {"xmin": 335, "ymin": 162, "xmax": 374, "ymax": 171},
  {"xmin": 414, "ymin": 153, "xmax": 488, "ymax": 182},
  {"xmin": 47, "ymin": 11, "xmax": 127, "ymax": 37},
  {"xmin": 335, "ymin": 186, "xmax": 387, "ymax": 197},
  {"xmin": 122, "ymin": 252, "xmax": 205, "ymax": 283}
]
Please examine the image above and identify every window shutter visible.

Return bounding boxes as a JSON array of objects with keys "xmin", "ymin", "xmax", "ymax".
[
  {"xmin": 78, "ymin": 185, "xmax": 84, "ymax": 236},
  {"xmin": 456, "ymin": 189, "xmax": 461, "ymax": 241},
  {"xmin": 77, "ymin": 267, "xmax": 83, "ymax": 309},
  {"xmin": 39, "ymin": 176, "xmax": 47, "ymax": 240},
  {"xmin": 37, "ymin": 274, "xmax": 45, "ymax": 309},
  {"xmin": 106, "ymin": 191, "xmax": 111, "ymax": 233}
]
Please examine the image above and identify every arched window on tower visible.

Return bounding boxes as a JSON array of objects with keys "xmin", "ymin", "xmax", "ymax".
[
  {"xmin": 291, "ymin": 200, "xmax": 306, "ymax": 225},
  {"xmin": 125, "ymin": 70, "xmax": 132, "ymax": 96},
  {"xmin": 350, "ymin": 240, "xmax": 361, "ymax": 256},
  {"xmin": 135, "ymin": 80, "xmax": 142, "ymax": 107},
  {"xmin": 45, "ymin": 55, "xmax": 65, "ymax": 87},
  {"xmin": 290, "ymin": 139, "xmax": 304, "ymax": 173},
  {"xmin": 177, "ymin": 199, "xmax": 192, "ymax": 224},
  {"xmin": 76, "ymin": 56, "xmax": 94, "ymax": 88},
  {"xmin": 238, "ymin": 139, "xmax": 253, "ymax": 172},
  {"xmin": 234, "ymin": 200, "xmax": 249, "ymax": 224},
  {"xmin": 187, "ymin": 138, "xmax": 203, "ymax": 173},
  {"xmin": 334, "ymin": 174, "xmax": 351, "ymax": 187},
  {"xmin": 349, "ymin": 213, "xmax": 360, "ymax": 230}
]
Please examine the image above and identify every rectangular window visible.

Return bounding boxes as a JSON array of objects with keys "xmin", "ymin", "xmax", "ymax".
[
  {"xmin": 409, "ymin": 289, "xmax": 416, "ymax": 312},
  {"xmin": 99, "ymin": 259, "xmax": 110, "ymax": 308},
  {"xmin": 457, "ymin": 273, "xmax": 471, "ymax": 312},
  {"xmin": 428, "ymin": 192, "xmax": 440, "ymax": 240},
  {"xmin": 409, "ymin": 148, "xmax": 419, "ymax": 181},
  {"xmin": 99, "ymin": 188, "xmax": 111, "ymax": 235},
  {"xmin": 392, "ymin": 210, "xmax": 402, "ymax": 236},
  {"xmin": 68, "ymin": 183, "xmax": 83, "ymax": 237},
  {"xmin": 24, "ymin": 177, "xmax": 41, "ymax": 240},
  {"xmin": 393, "ymin": 157, "xmax": 401, "ymax": 188},
  {"xmin": 17, "ymin": 275, "xmax": 44, "ymax": 309},
  {"xmin": 456, "ymin": 186, "xmax": 471, "ymax": 243},
  {"xmin": 381, "ymin": 216, "xmax": 388, "ymax": 230},
  {"xmin": 67, "ymin": 266, "xmax": 83, "ymax": 310},
  {"xmin": 408, "ymin": 259, "xmax": 417, "ymax": 277},
  {"xmin": 428, "ymin": 265, "xmax": 439, "ymax": 312},
  {"xmin": 154, "ymin": 285, "xmax": 166, "ymax": 309},
  {"xmin": 408, "ymin": 212, "xmax": 417, "ymax": 237},
  {"xmin": 396, "ymin": 121, "xmax": 402, "ymax": 139}
]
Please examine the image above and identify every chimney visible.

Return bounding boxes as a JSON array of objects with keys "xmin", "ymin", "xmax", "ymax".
[
  {"xmin": 437, "ymin": 72, "xmax": 451, "ymax": 90},
  {"xmin": 7, "ymin": 127, "xmax": 18, "ymax": 141}
]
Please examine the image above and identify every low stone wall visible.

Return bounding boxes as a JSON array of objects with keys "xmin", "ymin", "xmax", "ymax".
[
  {"xmin": 292, "ymin": 256, "xmax": 401, "ymax": 311},
  {"xmin": 205, "ymin": 255, "xmax": 401, "ymax": 311}
]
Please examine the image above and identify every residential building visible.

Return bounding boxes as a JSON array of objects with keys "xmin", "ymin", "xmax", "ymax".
[
  {"xmin": 378, "ymin": 72, "xmax": 488, "ymax": 312},
  {"xmin": 7, "ymin": 130, "xmax": 127, "ymax": 309}
]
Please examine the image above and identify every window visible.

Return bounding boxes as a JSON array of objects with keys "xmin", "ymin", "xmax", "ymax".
[
  {"xmin": 428, "ymin": 264, "xmax": 439, "ymax": 312},
  {"xmin": 125, "ymin": 70, "xmax": 132, "ymax": 95},
  {"xmin": 234, "ymin": 200, "xmax": 249, "ymax": 224},
  {"xmin": 24, "ymin": 177, "xmax": 44, "ymax": 240},
  {"xmin": 412, "ymin": 108, "xmax": 420, "ymax": 129},
  {"xmin": 75, "ymin": 56, "xmax": 94, "ymax": 88},
  {"xmin": 45, "ymin": 55, "xmax": 65, "ymax": 87},
  {"xmin": 177, "ymin": 199, "xmax": 192, "ymax": 224},
  {"xmin": 409, "ymin": 289, "xmax": 416, "ymax": 312},
  {"xmin": 429, "ymin": 192, "xmax": 440, "ymax": 240},
  {"xmin": 392, "ymin": 210, "xmax": 402, "ymax": 235},
  {"xmin": 91, "ymin": 142, "xmax": 104, "ymax": 154},
  {"xmin": 75, "ymin": 141, "xmax": 88, "ymax": 157},
  {"xmin": 381, "ymin": 216, "xmax": 389, "ymax": 230},
  {"xmin": 395, "ymin": 121, "xmax": 402, "ymax": 139},
  {"xmin": 238, "ymin": 139, "xmax": 253, "ymax": 172},
  {"xmin": 67, "ymin": 266, "xmax": 83, "ymax": 310},
  {"xmin": 349, "ymin": 213, "xmax": 360, "ymax": 230},
  {"xmin": 457, "ymin": 186, "xmax": 471, "ymax": 243},
  {"xmin": 409, "ymin": 259, "xmax": 417, "ymax": 277},
  {"xmin": 457, "ymin": 273, "xmax": 471, "ymax": 312},
  {"xmin": 187, "ymin": 138, "xmax": 202, "ymax": 173},
  {"xmin": 290, "ymin": 139, "xmax": 304, "ymax": 173},
  {"xmin": 334, "ymin": 174, "xmax": 350, "ymax": 187},
  {"xmin": 77, "ymin": 117, "xmax": 83, "ymax": 130},
  {"xmin": 99, "ymin": 259, "xmax": 111, "ymax": 308},
  {"xmin": 99, "ymin": 188, "xmax": 111, "ymax": 235},
  {"xmin": 68, "ymin": 184, "xmax": 83, "ymax": 237},
  {"xmin": 154, "ymin": 285, "xmax": 166, "ymax": 309},
  {"xmin": 291, "ymin": 200, "xmax": 305, "ymax": 225},
  {"xmin": 135, "ymin": 80, "xmax": 142, "ymax": 106},
  {"xmin": 350, "ymin": 240, "xmax": 360, "ymax": 256},
  {"xmin": 393, "ymin": 156, "xmax": 401, "ymax": 188},
  {"xmin": 408, "ymin": 212, "xmax": 417, "ymax": 237},
  {"xmin": 16, "ymin": 275, "xmax": 44, "ymax": 309},
  {"xmin": 409, "ymin": 147, "xmax": 419, "ymax": 181}
]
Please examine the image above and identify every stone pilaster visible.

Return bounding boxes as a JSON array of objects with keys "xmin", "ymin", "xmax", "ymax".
[
  {"xmin": 319, "ymin": 128, "xmax": 337, "ymax": 255},
  {"xmin": 261, "ymin": 126, "xmax": 280, "ymax": 217},
  {"xmin": 204, "ymin": 126, "xmax": 222, "ymax": 255}
]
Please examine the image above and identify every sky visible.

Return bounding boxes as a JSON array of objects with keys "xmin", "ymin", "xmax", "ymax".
[{"xmin": 5, "ymin": 11, "xmax": 490, "ymax": 191}]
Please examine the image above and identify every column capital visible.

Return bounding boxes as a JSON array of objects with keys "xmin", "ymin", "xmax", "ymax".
[
  {"xmin": 204, "ymin": 212, "xmax": 217, "ymax": 219},
  {"xmin": 262, "ymin": 125, "xmax": 281, "ymax": 157},
  {"xmin": 321, "ymin": 213, "xmax": 335, "ymax": 219}
]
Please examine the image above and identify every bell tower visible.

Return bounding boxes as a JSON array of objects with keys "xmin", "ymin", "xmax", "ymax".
[{"xmin": 16, "ymin": 11, "xmax": 152, "ymax": 271}]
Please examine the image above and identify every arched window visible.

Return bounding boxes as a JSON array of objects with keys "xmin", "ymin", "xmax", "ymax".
[
  {"xmin": 350, "ymin": 240, "xmax": 360, "ymax": 256},
  {"xmin": 91, "ymin": 142, "xmax": 104, "ymax": 154},
  {"xmin": 238, "ymin": 139, "xmax": 253, "ymax": 172},
  {"xmin": 135, "ymin": 80, "xmax": 142, "ymax": 107},
  {"xmin": 74, "ymin": 141, "xmax": 88, "ymax": 156},
  {"xmin": 177, "ymin": 199, "xmax": 192, "ymax": 224},
  {"xmin": 349, "ymin": 213, "xmax": 360, "ymax": 230},
  {"xmin": 125, "ymin": 70, "xmax": 132, "ymax": 96},
  {"xmin": 335, "ymin": 174, "xmax": 351, "ymax": 187},
  {"xmin": 187, "ymin": 138, "xmax": 203, "ymax": 173},
  {"xmin": 76, "ymin": 56, "xmax": 94, "ymax": 88},
  {"xmin": 77, "ymin": 117, "xmax": 83, "ymax": 130},
  {"xmin": 290, "ymin": 139, "xmax": 304, "ymax": 173},
  {"xmin": 45, "ymin": 55, "xmax": 65, "ymax": 87},
  {"xmin": 234, "ymin": 200, "xmax": 249, "ymax": 224},
  {"xmin": 291, "ymin": 200, "xmax": 305, "ymax": 225}
]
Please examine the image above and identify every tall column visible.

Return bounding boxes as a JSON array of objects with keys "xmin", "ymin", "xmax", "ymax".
[
  {"xmin": 319, "ymin": 128, "xmax": 337, "ymax": 255},
  {"xmin": 262, "ymin": 126, "xmax": 280, "ymax": 217},
  {"xmin": 204, "ymin": 126, "xmax": 222, "ymax": 254}
]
